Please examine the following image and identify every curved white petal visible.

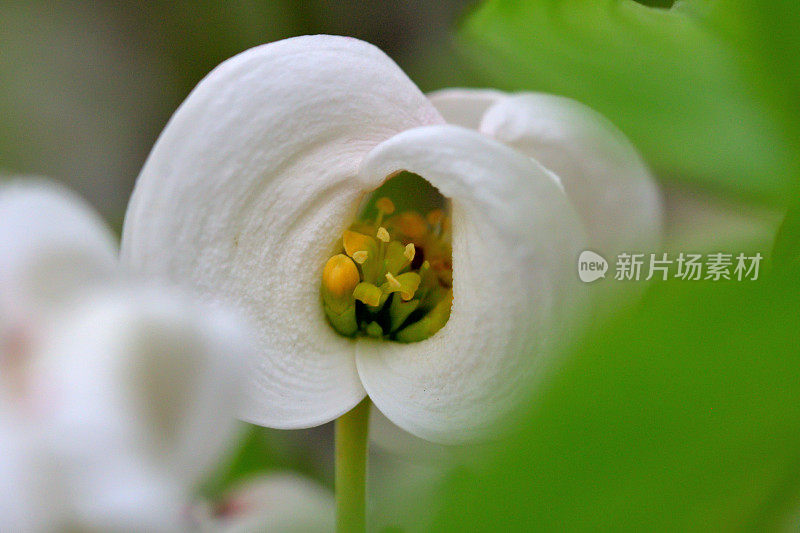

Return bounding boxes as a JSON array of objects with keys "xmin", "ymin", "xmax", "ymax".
[
  {"xmin": 121, "ymin": 35, "xmax": 443, "ymax": 429},
  {"xmin": 479, "ymin": 93, "xmax": 663, "ymax": 262},
  {"xmin": 355, "ymin": 125, "xmax": 587, "ymax": 444},
  {"xmin": 32, "ymin": 285, "xmax": 254, "ymax": 489},
  {"xmin": 0, "ymin": 179, "xmax": 117, "ymax": 332},
  {"xmin": 428, "ymin": 88, "xmax": 504, "ymax": 129}
]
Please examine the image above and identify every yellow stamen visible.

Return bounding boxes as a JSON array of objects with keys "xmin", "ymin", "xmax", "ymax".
[
  {"xmin": 404, "ymin": 243, "xmax": 415, "ymax": 262},
  {"xmin": 385, "ymin": 272, "xmax": 403, "ymax": 291},
  {"xmin": 321, "ymin": 171, "xmax": 453, "ymax": 342},
  {"xmin": 427, "ymin": 209, "xmax": 444, "ymax": 226},
  {"xmin": 343, "ymin": 230, "xmax": 373, "ymax": 257},
  {"xmin": 383, "ymin": 272, "xmax": 421, "ymax": 301},
  {"xmin": 322, "ymin": 254, "xmax": 360, "ymax": 297},
  {"xmin": 376, "ymin": 197, "xmax": 395, "ymax": 215},
  {"xmin": 392, "ymin": 212, "xmax": 427, "ymax": 240}
]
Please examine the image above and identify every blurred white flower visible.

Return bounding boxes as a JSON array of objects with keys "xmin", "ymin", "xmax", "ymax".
[
  {"xmin": 0, "ymin": 178, "xmax": 117, "ymax": 364},
  {"xmin": 193, "ymin": 473, "xmax": 335, "ymax": 533},
  {"xmin": 0, "ymin": 179, "xmax": 255, "ymax": 531},
  {"xmin": 429, "ymin": 89, "xmax": 662, "ymax": 268},
  {"xmin": 0, "ymin": 406, "xmax": 57, "ymax": 532},
  {"xmin": 121, "ymin": 35, "xmax": 660, "ymax": 444},
  {"xmin": 429, "ymin": 88, "xmax": 784, "ymax": 254},
  {"xmin": 30, "ymin": 286, "xmax": 254, "ymax": 531}
]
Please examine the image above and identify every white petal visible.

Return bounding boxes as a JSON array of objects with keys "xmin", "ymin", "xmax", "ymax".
[
  {"xmin": 479, "ymin": 93, "xmax": 663, "ymax": 261},
  {"xmin": 355, "ymin": 125, "xmax": 587, "ymax": 444},
  {"xmin": 0, "ymin": 178, "xmax": 117, "ymax": 331},
  {"xmin": 121, "ymin": 36, "xmax": 443, "ymax": 428},
  {"xmin": 428, "ymin": 88, "xmax": 504, "ymax": 129},
  {"xmin": 32, "ymin": 284, "xmax": 254, "ymax": 488}
]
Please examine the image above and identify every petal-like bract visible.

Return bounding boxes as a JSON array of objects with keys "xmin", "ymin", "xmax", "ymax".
[
  {"xmin": 122, "ymin": 36, "xmax": 444, "ymax": 429},
  {"xmin": 428, "ymin": 88, "xmax": 503, "ymax": 130},
  {"xmin": 122, "ymin": 37, "xmax": 597, "ymax": 444},
  {"xmin": 355, "ymin": 125, "xmax": 586, "ymax": 443},
  {"xmin": 478, "ymin": 93, "xmax": 662, "ymax": 261}
]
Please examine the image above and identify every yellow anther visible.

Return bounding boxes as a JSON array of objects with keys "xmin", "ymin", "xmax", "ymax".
[
  {"xmin": 376, "ymin": 227, "xmax": 390, "ymax": 243},
  {"xmin": 352, "ymin": 250, "xmax": 368, "ymax": 264},
  {"xmin": 385, "ymin": 272, "xmax": 403, "ymax": 291},
  {"xmin": 392, "ymin": 212, "xmax": 428, "ymax": 240},
  {"xmin": 343, "ymin": 230, "xmax": 373, "ymax": 257},
  {"xmin": 427, "ymin": 209, "xmax": 444, "ymax": 226},
  {"xmin": 404, "ymin": 243, "xmax": 415, "ymax": 262},
  {"xmin": 376, "ymin": 197, "xmax": 395, "ymax": 215},
  {"xmin": 322, "ymin": 254, "xmax": 360, "ymax": 297},
  {"xmin": 383, "ymin": 272, "xmax": 421, "ymax": 301}
]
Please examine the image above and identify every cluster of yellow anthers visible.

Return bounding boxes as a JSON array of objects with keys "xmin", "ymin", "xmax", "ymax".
[{"xmin": 321, "ymin": 196, "xmax": 453, "ymax": 343}]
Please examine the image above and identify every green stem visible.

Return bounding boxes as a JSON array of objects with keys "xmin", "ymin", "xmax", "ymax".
[{"xmin": 335, "ymin": 396, "xmax": 371, "ymax": 533}]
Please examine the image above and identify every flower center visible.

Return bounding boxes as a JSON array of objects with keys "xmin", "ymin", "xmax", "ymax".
[{"xmin": 321, "ymin": 172, "xmax": 452, "ymax": 342}]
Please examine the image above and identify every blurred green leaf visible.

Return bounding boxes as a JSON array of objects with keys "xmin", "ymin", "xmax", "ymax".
[
  {"xmin": 434, "ymin": 268, "xmax": 800, "ymax": 530},
  {"xmin": 709, "ymin": 0, "xmax": 800, "ymax": 145},
  {"xmin": 773, "ymin": 193, "xmax": 800, "ymax": 276},
  {"xmin": 458, "ymin": 0, "xmax": 797, "ymax": 202}
]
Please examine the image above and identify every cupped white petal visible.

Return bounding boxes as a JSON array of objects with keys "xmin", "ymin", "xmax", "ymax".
[
  {"xmin": 355, "ymin": 125, "xmax": 587, "ymax": 444},
  {"xmin": 121, "ymin": 35, "xmax": 444, "ymax": 429},
  {"xmin": 0, "ymin": 178, "xmax": 117, "ymax": 331},
  {"xmin": 479, "ymin": 93, "xmax": 662, "ymax": 262},
  {"xmin": 428, "ymin": 88, "xmax": 504, "ymax": 129},
  {"xmin": 31, "ymin": 284, "xmax": 254, "ymax": 488}
]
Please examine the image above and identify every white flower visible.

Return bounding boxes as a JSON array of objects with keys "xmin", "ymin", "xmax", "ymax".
[
  {"xmin": 31, "ymin": 285, "xmax": 253, "ymax": 531},
  {"xmin": 121, "ymin": 35, "xmax": 659, "ymax": 444},
  {"xmin": 0, "ymin": 179, "xmax": 255, "ymax": 531},
  {"xmin": 428, "ymin": 89, "xmax": 783, "ymax": 254},
  {"xmin": 429, "ymin": 88, "xmax": 662, "ymax": 267},
  {"xmin": 0, "ymin": 178, "xmax": 117, "ymax": 348}
]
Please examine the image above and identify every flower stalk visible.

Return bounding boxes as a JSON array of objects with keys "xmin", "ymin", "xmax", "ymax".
[{"xmin": 335, "ymin": 397, "xmax": 371, "ymax": 533}]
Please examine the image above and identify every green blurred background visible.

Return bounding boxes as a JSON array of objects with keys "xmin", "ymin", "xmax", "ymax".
[{"xmin": 2, "ymin": 1, "xmax": 799, "ymax": 531}]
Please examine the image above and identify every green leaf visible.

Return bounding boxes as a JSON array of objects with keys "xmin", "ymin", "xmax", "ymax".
[
  {"xmin": 434, "ymin": 272, "xmax": 800, "ymax": 530},
  {"xmin": 773, "ymin": 193, "xmax": 800, "ymax": 276},
  {"xmin": 711, "ymin": 0, "xmax": 800, "ymax": 147},
  {"xmin": 458, "ymin": 0, "xmax": 796, "ymax": 202}
]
